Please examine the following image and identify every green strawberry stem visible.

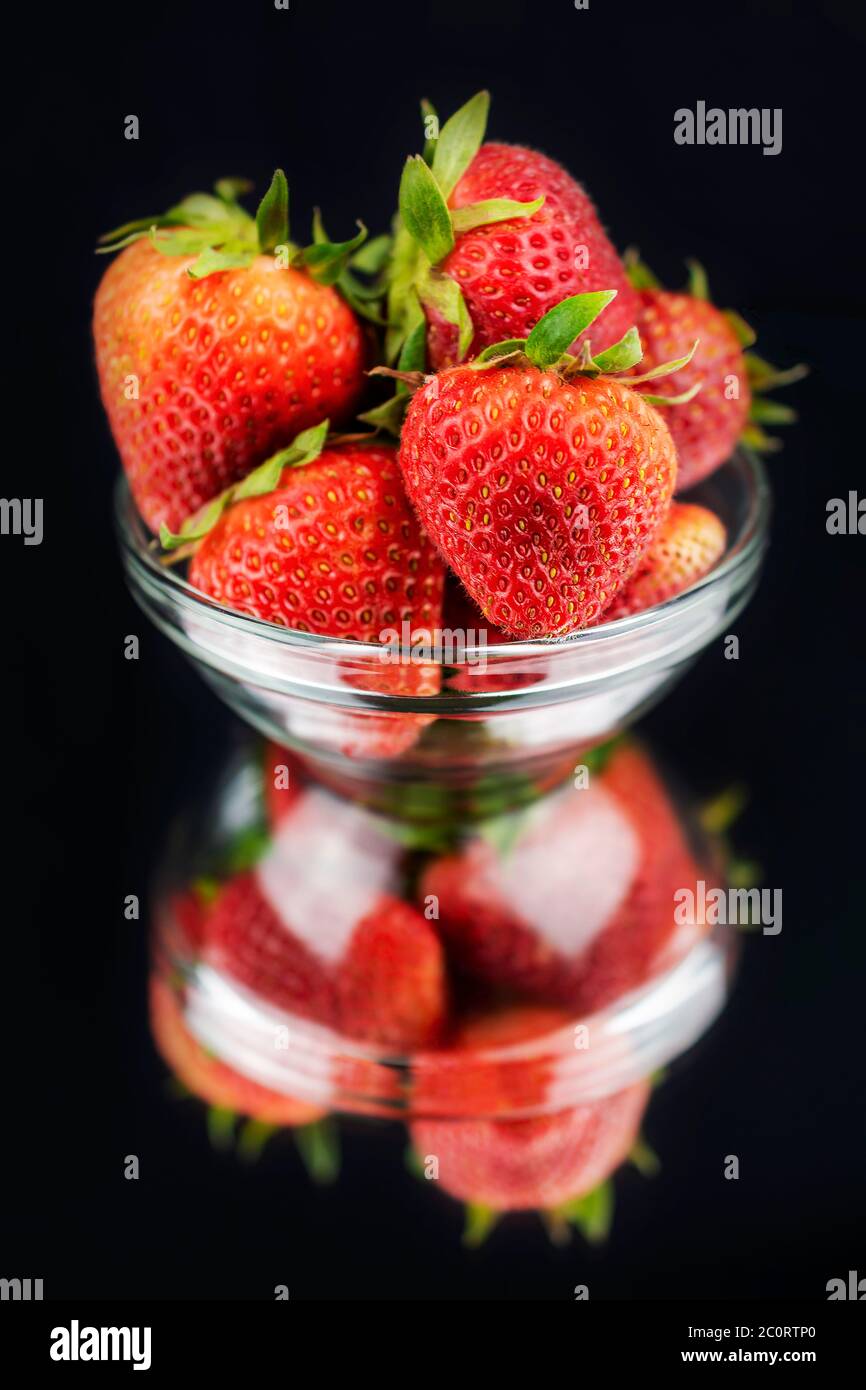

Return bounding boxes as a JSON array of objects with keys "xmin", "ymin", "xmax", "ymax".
[
  {"xmin": 463, "ymin": 1203, "xmax": 499, "ymax": 1248},
  {"xmin": 386, "ymin": 91, "xmax": 546, "ymax": 370},
  {"xmin": 625, "ymin": 252, "xmax": 807, "ymax": 446},
  {"xmin": 547, "ymin": 1178, "xmax": 615, "ymax": 1245},
  {"xmin": 628, "ymin": 1134, "xmax": 661, "ymax": 1178},
  {"xmin": 237, "ymin": 1118, "xmax": 280, "ymax": 1163},
  {"xmin": 368, "ymin": 292, "xmax": 703, "ymax": 429},
  {"xmin": 158, "ymin": 419, "xmax": 330, "ymax": 552},
  {"xmin": 293, "ymin": 1117, "xmax": 341, "ymax": 1185},
  {"xmin": 206, "ymin": 1104, "xmax": 237, "ymax": 1151},
  {"xmin": 97, "ymin": 171, "xmax": 373, "ymax": 295}
]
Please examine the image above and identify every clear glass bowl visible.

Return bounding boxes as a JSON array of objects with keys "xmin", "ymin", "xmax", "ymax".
[
  {"xmin": 151, "ymin": 740, "xmax": 736, "ymax": 1123},
  {"xmin": 117, "ymin": 450, "xmax": 769, "ymax": 802}
]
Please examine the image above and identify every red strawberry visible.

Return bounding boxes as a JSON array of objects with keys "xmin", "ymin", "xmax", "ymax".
[
  {"xmin": 410, "ymin": 1007, "xmax": 649, "ymax": 1211},
  {"xmin": 429, "ymin": 143, "xmax": 638, "ymax": 367},
  {"xmin": 336, "ymin": 904, "xmax": 449, "ymax": 1053},
  {"xmin": 398, "ymin": 294, "xmax": 678, "ymax": 638},
  {"xmin": 150, "ymin": 976, "xmax": 323, "ymax": 1126},
  {"xmin": 635, "ymin": 288, "xmax": 749, "ymax": 490},
  {"xmin": 203, "ymin": 785, "xmax": 448, "ymax": 1050},
  {"xmin": 94, "ymin": 173, "xmax": 367, "ymax": 532},
  {"xmin": 188, "ymin": 442, "xmax": 443, "ymax": 640},
  {"xmin": 162, "ymin": 885, "xmax": 211, "ymax": 954},
  {"xmin": 628, "ymin": 259, "xmax": 805, "ymax": 490},
  {"xmin": 187, "ymin": 439, "xmax": 445, "ymax": 757},
  {"xmin": 205, "ymin": 870, "xmax": 336, "ymax": 1025},
  {"xmin": 262, "ymin": 742, "xmax": 307, "ymax": 828},
  {"xmin": 601, "ymin": 502, "xmax": 726, "ymax": 621},
  {"xmin": 413, "ymin": 1005, "xmax": 573, "ymax": 1120},
  {"xmin": 420, "ymin": 742, "xmax": 708, "ymax": 1014},
  {"xmin": 390, "ymin": 94, "xmax": 638, "ymax": 370}
]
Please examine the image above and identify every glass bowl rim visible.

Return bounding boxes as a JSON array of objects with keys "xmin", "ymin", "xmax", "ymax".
[{"xmin": 116, "ymin": 448, "xmax": 770, "ymax": 665}]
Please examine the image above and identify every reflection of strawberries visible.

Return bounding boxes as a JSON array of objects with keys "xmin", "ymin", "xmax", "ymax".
[
  {"xmin": 206, "ymin": 871, "xmax": 336, "ymax": 1023},
  {"xmin": 165, "ymin": 887, "xmax": 211, "ymax": 953},
  {"xmin": 262, "ymin": 742, "xmax": 307, "ymax": 828},
  {"xmin": 204, "ymin": 787, "xmax": 448, "ymax": 1049},
  {"xmin": 149, "ymin": 976, "xmax": 322, "ymax": 1126},
  {"xmin": 410, "ymin": 1008, "xmax": 649, "ymax": 1210},
  {"xmin": 413, "ymin": 1005, "xmax": 571, "ymax": 1119},
  {"xmin": 421, "ymin": 743, "xmax": 706, "ymax": 1013}
]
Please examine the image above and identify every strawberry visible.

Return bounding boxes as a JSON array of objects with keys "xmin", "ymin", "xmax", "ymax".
[
  {"xmin": 419, "ymin": 742, "xmax": 709, "ymax": 1014},
  {"xmin": 601, "ymin": 501, "xmax": 726, "ymax": 621},
  {"xmin": 187, "ymin": 438, "xmax": 443, "ymax": 640},
  {"xmin": 262, "ymin": 741, "xmax": 307, "ymax": 829},
  {"xmin": 627, "ymin": 257, "xmax": 805, "ymax": 490},
  {"xmin": 410, "ymin": 1006, "xmax": 649, "ymax": 1214},
  {"xmin": 413, "ymin": 1005, "xmax": 573, "ymax": 1120},
  {"xmin": 205, "ymin": 870, "xmax": 336, "ymax": 1024},
  {"xmin": 396, "ymin": 291, "xmax": 686, "ymax": 638},
  {"xmin": 149, "ymin": 975, "xmax": 323, "ymax": 1126},
  {"xmin": 94, "ymin": 172, "xmax": 370, "ymax": 532},
  {"xmin": 203, "ymin": 784, "xmax": 448, "ymax": 1050},
  {"xmin": 387, "ymin": 93, "xmax": 638, "ymax": 372},
  {"xmin": 180, "ymin": 434, "xmax": 446, "ymax": 758}
]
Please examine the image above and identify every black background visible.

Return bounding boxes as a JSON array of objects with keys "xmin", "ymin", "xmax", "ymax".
[{"xmin": 3, "ymin": 0, "xmax": 864, "ymax": 1301}]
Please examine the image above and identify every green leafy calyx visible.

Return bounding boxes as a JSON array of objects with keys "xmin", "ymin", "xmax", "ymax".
[
  {"xmin": 97, "ymin": 171, "xmax": 371, "ymax": 290},
  {"xmin": 470, "ymin": 291, "xmax": 701, "ymax": 402},
  {"xmin": 159, "ymin": 420, "xmax": 329, "ymax": 552}
]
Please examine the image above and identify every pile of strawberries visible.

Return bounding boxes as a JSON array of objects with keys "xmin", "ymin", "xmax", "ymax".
[
  {"xmin": 151, "ymin": 738, "xmax": 719, "ymax": 1238},
  {"xmin": 95, "ymin": 92, "xmax": 801, "ymax": 659},
  {"xmin": 98, "ymin": 94, "xmax": 792, "ymax": 1239}
]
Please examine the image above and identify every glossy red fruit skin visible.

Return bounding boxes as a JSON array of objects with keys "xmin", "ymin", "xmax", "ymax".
[
  {"xmin": 399, "ymin": 366, "xmax": 677, "ymax": 637},
  {"xmin": 190, "ymin": 444, "xmax": 444, "ymax": 638},
  {"xmin": 335, "ymin": 901, "xmax": 448, "ymax": 1051},
  {"xmin": 203, "ymin": 872, "xmax": 447, "ymax": 1051},
  {"xmin": 602, "ymin": 502, "xmax": 726, "ymax": 621},
  {"xmin": 636, "ymin": 289, "xmax": 750, "ymax": 490},
  {"xmin": 419, "ymin": 744, "xmax": 708, "ymax": 1015},
  {"xmin": 427, "ymin": 143, "xmax": 640, "ymax": 369},
  {"xmin": 149, "ymin": 976, "xmax": 323, "ymax": 1125},
  {"xmin": 205, "ymin": 871, "xmax": 337, "ymax": 1026},
  {"xmin": 93, "ymin": 241, "xmax": 367, "ymax": 532},
  {"xmin": 410, "ymin": 1082, "xmax": 649, "ymax": 1210}
]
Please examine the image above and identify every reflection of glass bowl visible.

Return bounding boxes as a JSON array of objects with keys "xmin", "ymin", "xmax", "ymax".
[
  {"xmin": 118, "ymin": 451, "xmax": 769, "ymax": 789},
  {"xmin": 151, "ymin": 742, "xmax": 737, "ymax": 1123}
]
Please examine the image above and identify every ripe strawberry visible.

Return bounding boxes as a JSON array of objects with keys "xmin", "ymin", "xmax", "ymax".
[
  {"xmin": 413, "ymin": 1005, "xmax": 573, "ymax": 1120},
  {"xmin": 419, "ymin": 742, "xmax": 709, "ymax": 1014},
  {"xmin": 150, "ymin": 975, "xmax": 323, "ymax": 1126},
  {"xmin": 635, "ymin": 288, "xmax": 749, "ymax": 490},
  {"xmin": 397, "ymin": 292, "xmax": 682, "ymax": 638},
  {"xmin": 389, "ymin": 93, "xmax": 638, "ymax": 370},
  {"xmin": 205, "ymin": 870, "xmax": 336, "ymax": 1024},
  {"xmin": 188, "ymin": 440, "xmax": 443, "ymax": 639},
  {"xmin": 601, "ymin": 502, "xmax": 726, "ymax": 621},
  {"xmin": 203, "ymin": 784, "xmax": 448, "ymax": 1050},
  {"xmin": 628, "ymin": 258, "xmax": 805, "ymax": 489},
  {"xmin": 94, "ymin": 173, "xmax": 368, "ymax": 532},
  {"xmin": 262, "ymin": 741, "xmax": 307, "ymax": 828},
  {"xmin": 410, "ymin": 1007, "xmax": 649, "ymax": 1212},
  {"xmin": 184, "ymin": 436, "xmax": 445, "ymax": 757}
]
